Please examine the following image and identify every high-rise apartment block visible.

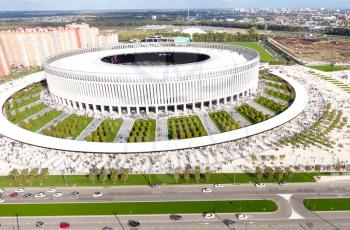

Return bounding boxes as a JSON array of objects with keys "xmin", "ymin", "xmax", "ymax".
[{"xmin": 0, "ymin": 23, "xmax": 118, "ymax": 76}]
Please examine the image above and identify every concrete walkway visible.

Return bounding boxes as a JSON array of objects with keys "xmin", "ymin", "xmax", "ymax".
[
  {"xmin": 22, "ymin": 106, "xmax": 50, "ymax": 122},
  {"xmin": 248, "ymin": 101, "xmax": 276, "ymax": 117},
  {"xmin": 114, "ymin": 118, "xmax": 134, "ymax": 143},
  {"xmin": 198, "ymin": 113, "xmax": 220, "ymax": 135},
  {"xmin": 36, "ymin": 112, "xmax": 69, "ymax": 133},
  {"xmin": 155, "ymin": 117, "xmax": 168, "ymax": 141},
  {"xmin": 76, "ymin": 118, "xmax": 103, "ymax": 141},
  {"xmin": 228, "ymin": 109, "xmax": 251, "ymax": 127}
]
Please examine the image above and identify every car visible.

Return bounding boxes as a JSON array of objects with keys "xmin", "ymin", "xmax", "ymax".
[
  {"xmin": 169, "ymin": 214, "xmax": 182, "ymax": 220},
  {"xmin": 92, "ymin": 192, "xmax": 103, "ymax": 197},
  {"xmin": 35, "ymin": 221, "xmax": 44, "ymax": 227},
  {"xmin": 237, "ymin": 214, "xmax": 248, "ymax": 220},
  {"xmin": 71, "ymin": 191, "xmax": 80, "ymax": 197},
  {"xmin": 53, "ymin": 192, "xmax": 63, "ymax": 198},
  {"xmin": 59, "ymin": 222, "xmax": 70, "ymax": 229},
  {"xmin": 47, "ymin": 188, "xmax": 56, "ymax": 193},
  {"xmin": 150, "ymin": 184, "xmax": 160, "ymax": 189},
  {"xmin": 255, "ymin": 183, "xmax": 266, "ymax": 188},
  {"xmin": 203, "ymin": 213, "xmax": 215, "ymax": 219},
  {"xmin": 15, "ymin": 188, "xmax": 24, "ymax": 193},
  {"xmin": 214, "ymin": 184, "xmax": 224, "ymax": 188},
  {"xmin": 102, "ymin": 227, "xmax": 113, "ymax": 230},
  {"xmin": 0, "ymin": 197, "xmax": 5, "ymax": 203},
  {"xmin": 128, "ymin": 220, "xmax": 140, "ymax": 227},
  {"xmin": 223, "ymin": 219, "xmax": 235, "ymax": 225},
  {"xmin": 202, "ymin": 188, "xmax": 212, "ymax": 193},
  {"xmin": 0, "ymin": 188, "xmax": 5, "ymax": 193},
  {"xmin": 35, "ymin": 192, "xmax": 46, "ymax": 198},
  {"xmin": 24, "ymin": 193, "xmax": 33, "ymax": 198},
  {"xmin": 279, "ymin": 182, "xmax": 288, "ymax": 186},
  {"xmin": 9, "ymin": 192, "xmax": 18, "ymax": 198}
]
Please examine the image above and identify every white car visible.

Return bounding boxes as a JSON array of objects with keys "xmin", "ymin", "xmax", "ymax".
[
  {"xmin": 255, "ymin": 183, "xmax": 266, "ymax": 188},
  {"xmin": 202, "ymin": 188, "xmax": 212, "ymax": 193},
  {"xmin": 92, "ymin": 191, "xmax": 103, "ymax": 197},
  {"xmin": 47, "ymin": 188, "xmax": 56, "ymax": 193},
  {"xmin": 203, "ymin": 213, "xmax": 215, "ymax": 219},
  {"xmin": 53, "ymin": 192, "xmax": 63, "ymax": 198},
  {"xmin": 0, "ymin": 197, "xmax": 4, "ymax": 203},
  {"xmin": 214, "ymin": 184, "xmax": 224, "ymax": 188},
  {"xmin": 237, "ymin": 214, "xmax": 248, "ymax": 220},
  {"xmin": 0, "ymin": 188, "xmax": 5, "ymax": 193},
  {"xmin": 279, "ymin": 182, "xmax": 288, "ymax": 186},
  {"xmin": 15, "ymin": 188, "xmax": 24, "ymax": 193},
  {"xmin": 35, "ymin": 192, "xmax": 46, "ymax": 198}
]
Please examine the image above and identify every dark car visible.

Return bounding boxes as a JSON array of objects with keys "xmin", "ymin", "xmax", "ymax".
[
  {"xmin": 128, "ymin": 220, "xmax": 140, "ymax": 227},
  {"xmin": 169, "ymin": 214, "xmax": 182, "ymax": 220},
  {"xmin": 71, "ymin": 191, "xmax": 79, "ymax": 197},
  {"xmin": 150, "ymin": 184, "xmax": 160, "ymax": 189},
  {"xmin": 59, "ymin": 222, "xmax": 70, "ymax": 229},
  {"xmin": 223, "ymin": 219, "xmax": 235, "ymax": 225},
  {"xmin": 102, "ymin": 227, "xmax": 113, "ymax": 230},
  {"xmin": 24, "ymin": 193, "xmax": 33, "ymax": 198},
  {"xmin": 35, "ymin": 221, "xmax": 44, "ymax": 227}
]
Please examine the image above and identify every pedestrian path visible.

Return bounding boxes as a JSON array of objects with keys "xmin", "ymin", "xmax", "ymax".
[
  {"xmin": 76, "ymin": 118, "xmax": 103, "ymax": 141},
  {"xmin": 198, "ymin": 113, "xmax": 220, "ymax": 135},
  {"xmin": 228, "ymin": 109, "xmax": 251, "ymax": 127},
  {"xmin": 114, "ymin": 118, "xmax": 134, "ymax": 143},
  {"xmin": 155, "ymin": 117, "xmax": 168, "ymax": 141},
  {"xmin": 248, "ymin": 101, "xmax": 275, "ymax": 117}
]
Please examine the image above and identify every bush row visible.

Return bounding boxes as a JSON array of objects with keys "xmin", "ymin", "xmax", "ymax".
[
  {"xmin": 168, "ymin": 116, "xmax": 207, "ymax": 139},
  {"xmin": 237, "ymin": 104, "xmax": 270, "ymax": 124},
  {"xmin": 210, "ymin": 111, "xmax": 241, "ymax": 132}
]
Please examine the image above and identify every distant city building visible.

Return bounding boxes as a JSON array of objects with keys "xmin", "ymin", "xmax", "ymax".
[
  {"xmin": 145, "ymin": 35, "xmax": 190, "ymax": 43},
  {"xmin": 151, "ymin": 15, "xmax": 157, "ymax": 20},
  {"xmin": 0, "ymin": 23, "xmax": 118, "ymax": 76}
]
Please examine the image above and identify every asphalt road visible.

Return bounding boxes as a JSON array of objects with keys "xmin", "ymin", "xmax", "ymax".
[{"xmin": 0, "ymin": 182, "xmax": 350, "ymax": 229}]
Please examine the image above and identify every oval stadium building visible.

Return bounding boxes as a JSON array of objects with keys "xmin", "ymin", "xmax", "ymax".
[{"xmin": 43, "ymin": 42, "xmax": 259, "ymax": 115}]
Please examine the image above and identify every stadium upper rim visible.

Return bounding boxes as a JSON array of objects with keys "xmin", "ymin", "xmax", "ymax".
[{"xmin": 43, "ymin": 42, "xmax": 260, "ymax": 82}]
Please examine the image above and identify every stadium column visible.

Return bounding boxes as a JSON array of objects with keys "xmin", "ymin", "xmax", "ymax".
[
  {"xmin": 137, "ymin": 107, "xmax": 140, "ymax": 114},
  {"xmin": 201, "ymin": 102, "xmax": 204, "ymax": 111},
  {"xmin": 184, "ymin": 104, "xmax": 187, "ymax": 114},
  {"xmin": 174, "ymin": 105, "xmax": 178, "ymax": 115},
  {"xmin": 146, "ymin": 106, "xmax": 149, "ymax": 115},
  {"xmin": 109, "ymin": 105, "xmax": 113, "ymax": 114},
  {"xmin": 127, "ymin": 107, "xmax": 131, "ymax": 115},
  {"xmin": 118, "ymin": 106, "xmax": 122, "ymax": 115},
  {"xmin": 93, "ymin": 104, "xmax": 97, "ymax": 113},
  {"xmin": 79, "ymin": 102, "xmax": 83, "ymax": 110},
  {"xmin": 155, "ymin": 106, "xmax": 159, "ymax": 115}
]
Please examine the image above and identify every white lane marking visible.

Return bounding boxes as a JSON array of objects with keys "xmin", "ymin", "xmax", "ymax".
[{"xmin": 277, "ymin": 194, "xmax": 304, "ymax": 220}]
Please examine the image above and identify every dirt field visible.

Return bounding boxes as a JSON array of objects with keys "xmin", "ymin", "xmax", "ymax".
[{"xmin": 273, "ymin": 36, "xmax": 350, "ymax": 64}]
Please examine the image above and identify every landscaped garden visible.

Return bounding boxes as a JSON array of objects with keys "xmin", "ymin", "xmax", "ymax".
[
  {"xmin": 7, "ymin": 103, "xmax": 47, "ymax": 124},
  {"xmin": 41, "ymin": 114, "xmax": 93, "ymax": 139},
  {"xmin": 86, "ymin": 119, "xmax": 123, "ymax": 142},
  {"xmin": 236, "ymin": 104, "xmax": 270, "ymax": 124},
  {"xmin": 209, "ymin": 111, "xmax": 241, "ymax": 132},
  {"xmin": 278, "ymin": 104, "xmax": 347, "ymax": 148},
  {"xmin": 255, "ymin": 96, "xmax": 287, "ymax": 113},
  {"xmin": 128, "ymin": 119, "xmax": 156, "ymax": 142},
  {"xmin": 314, "ymin": 74, "xmax": 350, "ymax": 95},
  {"xmin": 265, "ymin": 89, "xmax": 294, "ymax": 103},
  {"xmin": 18, "ymin": 109, "xmax": 62, "ymax": 132},
  {"xmin": 168, "ymin": 116, "xmax": 207, "ymax": 139}
]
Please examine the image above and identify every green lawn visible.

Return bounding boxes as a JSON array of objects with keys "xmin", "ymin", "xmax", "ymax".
[
  {"xmin": 304, "ymin": 198, "xmax": 350, "ymax": 211},
  {"xmin": 228, "ymin": 42, "xmax": 275, "ymax": 62},
  {"xmin": 0, "ymin": 200, "xmax": 277, "ymax": 216},
  {"xmin": 0, "ymin": 172, "xmax": 322, "ymax": 187},
  {"xmin": 309, "ymin": 65, "xmax": 350, "ymax": 72}
]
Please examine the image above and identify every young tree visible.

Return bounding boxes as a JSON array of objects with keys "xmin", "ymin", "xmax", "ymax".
[
  {"xmin": 194, "ymin": 166, "xmax": 201, "ymax": 183},
  {"xmin": 88, "ymin": 167, "xmax": 98, "ymax": 184},
  {"xmin": 174, "ymin": 167, "xmax": 180, "ymax": 183},
  {"xmin": 315, "ymin": 165, "xmax": 321, "ymax": 175},
  {"xmin": 121, "ymin": 168, "xmax": 129, "ymax": 184},
  {"xmin": 275, "ymin": 167, "xmax": 284, "ymax": 182},
  {"xmin": 184, "ymin": 166, "xmax": 190, "ymax": 183},
  {"xmin": 21, "ymin": 168, "xmax": 29, "ymax": 185},
  {"xmin": 8, "ymin": 168, "xmax": 19, "ymax": 185},
  {"xmin": 111, "ymin": 168, "xmax": 120, "ymax": 184},
  {"xmin": 40, "ymin": 168, "xmax": 49, "ymax": 179},
  {"xmin": 205, "ymin": 166, "xmax": 211, "ymax": 183},
  {"xmin": 100, "ymin": 168, "xmax": 109, "ymax": 185},
  {"xmin": 285, "ymin": 167, "xmax": 293, "ymax": 181},
  {"xmin": 255, "ymin": 166, "xmax": 263, "ymax": 182},
  {"xmin": 265, "ymin": 167, "xmax": 274, "ymax": 182}
]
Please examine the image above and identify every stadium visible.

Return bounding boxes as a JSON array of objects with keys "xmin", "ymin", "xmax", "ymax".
[{"xmin": 44, "ymin": 42, "xmax": 260, "ymax": 115}]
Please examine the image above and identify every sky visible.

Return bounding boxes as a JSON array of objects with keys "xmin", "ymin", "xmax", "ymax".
[{"xmin": 0, "ymin": 0, "xmax": 349, "ymax": 11}]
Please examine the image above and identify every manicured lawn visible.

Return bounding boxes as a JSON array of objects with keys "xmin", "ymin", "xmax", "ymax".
[
  {"xmin": 309, "ymin": 65, "xmax": 350, "ymax": 72},
  {"xmin": 0, "ymin": 172, "xmax": 322, "ymax": 187},
  {"xmin": 87, "ymin": 119, "xmax": 123, "ymax": 142},
  {"xmin": 304, "ymin": 198, "xmax": 350, "ymax": 211},
  {"xmin": 128, "ymin": 119, "xmax": 156, "ymax": 142},
  {"xmin": 228, "ymin": 42, "xmax": 275, "ymax": 62},
  {"xmin": 8, "ymin": 104, "xmax": 47, "ymax": 124},
  {"xmin": 0, "ymin": 200, "xmax": 278, "ymax": 216},
  {"xmin": 19, "ymin": 109, "xmax": 62, "ymax": 132}
]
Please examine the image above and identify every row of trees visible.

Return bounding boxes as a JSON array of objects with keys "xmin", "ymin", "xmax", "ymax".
[
  {"xmin": 255, "ymin": 97, "xmax": 287, "ymax": 113},
  {"xmin": 173, "ymin": 166, "xmax": 212, "ymax": 183},
  {"xmin": 192, "ymin": 27, "xmax": 263, "ymax": 42},
  {"xmin": 88, "ymin": 167, "xmax": 130, "ymax": 185},
  {"xmin": 210, "ymin": 111, "xmax": 241, "ymax": 132},
  {"xmin": 168, "ymin": 116, "xmax": 207, "ymax": 139},
  {"xmin": 7, "ymin": 168, "xmax": 49, "ymax": 185},
  {"xmin": 255, "ymin": 166, "xmax": 293, "ymax": 182},
  {"xmin": 237, "ymin": 104, "xmax": 270, "ymax": 124}
]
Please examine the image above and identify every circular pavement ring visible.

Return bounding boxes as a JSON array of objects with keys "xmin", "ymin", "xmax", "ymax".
[{"xmin": 0, "ymin": 70, "xmax": 308, "ymax": 153}]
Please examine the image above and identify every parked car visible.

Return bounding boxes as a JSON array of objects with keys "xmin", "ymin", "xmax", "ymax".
[
  {"xmin": 92, "ymin": 192, "xmax": 103, "ymax": 197},
  {"xmin": 47, "ymin": 188, "xmax": 56, "ymax": 193},
  {"xmin": 223, "ymin": 219, "xmax": 235, "ymax": 225},
  {"xmin": 169, "ymin": 214, "xmax": 182, "ymax": 220},
  {"xmin": 71, "ymin": 191, "xmax": 80, "ymax": 197},
  {"xmin": 0, "ymin": 197, "xmax": 5, "ymax": 203},
  {"xmin": 202, "ymin": 188, "xmax": 212, "ymax": 193},
  {"xmin": 255, "ymin": 183, "xmax": 266, "ymax": 188},
  {"xmin": 59, "ymin": 222, "xmax": 70, "ymax": 229},
  {"xmin": 0, "ymin": 188, "xmax": 5, "ymax": 193},
  {"xmin": 150, "ymin": 184, "xmax": 160, "ymax": 189},
  {"xmin": 102, "ymin": 227, "xmax": 113, "ymax": 230},
  {"xmin": 9, "ymin": 192, "xmax": 18, "ymax": 198},
  {"xmin": 35, "ymin": 221, "xmax": 44, "ymax": 227},
  {"xmin": 237, "ymin": 214, "xmax": 248, "ymax": 220},
  {"xmin": 24, "ymin": 193, "xmax": 33, "ymax": 198},
  {"xmin": 53, "ymin": 192, "xmax": 63, "ymax": 198},
  {"xmin": 15, "ymin": 188, "xmax": 24, "ymax": 193},
  {"xmin": 214, "ymin": 184, "xmax": 224, "ymax": 188},
  {"xmin": 203, "ymin": 213, "xmax": 215, "ymax": 219},
  {"xmin": 128, "ymin": 220, "xmax": 140, "ymax": 227},
  {"xmin": 279, "ymin": 182, "xmax": 288, "ymax": 186},
  {"xmin": 35, "ymin": 192, "xmax": 46, "ymax": 198}
]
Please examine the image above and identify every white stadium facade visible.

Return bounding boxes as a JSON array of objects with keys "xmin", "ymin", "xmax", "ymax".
[{"xmin": 44, "ymin": 42, "xmax": 260, "ymax": 115}]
